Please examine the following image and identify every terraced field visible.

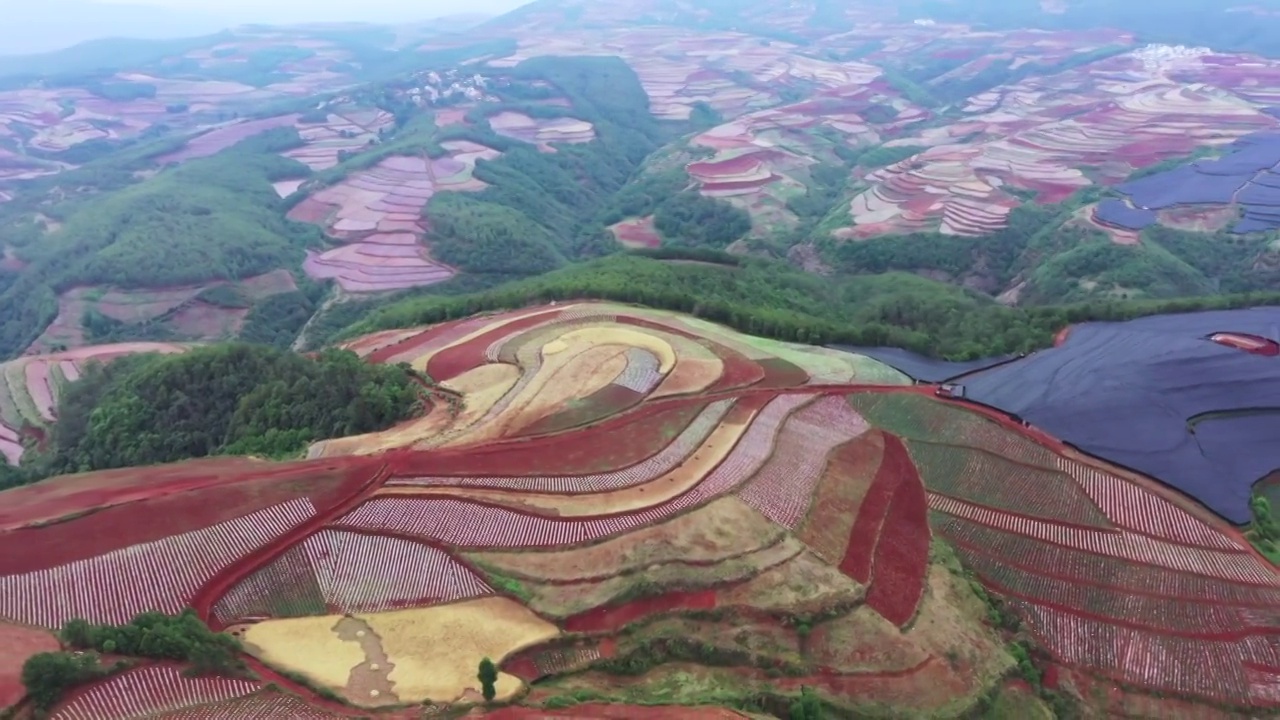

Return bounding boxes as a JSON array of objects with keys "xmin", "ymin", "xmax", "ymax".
[
  {"xmin": 0, "ymin": 302, "xmax": 1273, "ymax": 718},
  {"xmin": 842, "ymin": 47, "xmax": 1280, "ymax": 238}
]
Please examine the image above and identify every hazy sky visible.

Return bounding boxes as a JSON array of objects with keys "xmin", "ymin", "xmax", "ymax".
[{"xmin": 97, "ymin": 0, "xmax": 531, "ymax": 24}]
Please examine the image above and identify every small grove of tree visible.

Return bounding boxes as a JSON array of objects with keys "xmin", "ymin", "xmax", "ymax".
[
  {"xmin": 60, "ymin": 609, "xmax": 245, "ymax": 676},
  {"xmin": 21, "ymin": 651, "xmax": 115, "ymax": 716},
  {"xmin": 1248, "ymin": 494, "xmax": 1280, "ymax": 563},
  {"xmin": 478, "ymin": 657, "xmax": 498, "ymax": 702},
  {"xmin": 789, "ymin": 686, "xmax": 823, "ymax": 720}
]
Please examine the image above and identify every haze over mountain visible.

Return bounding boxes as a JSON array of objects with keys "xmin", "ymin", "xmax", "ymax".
[{"xmin": 0, "ymin": 0, "xmax": 523, "ymax": 54}]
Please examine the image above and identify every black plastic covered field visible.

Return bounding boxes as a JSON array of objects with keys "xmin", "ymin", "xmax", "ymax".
[{"xmin": 852, "ymin": 309, "xmax": 1280, "ymax": 523}]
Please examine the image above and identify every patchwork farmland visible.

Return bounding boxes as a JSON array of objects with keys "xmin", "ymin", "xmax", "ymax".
[{"xmin": 0, "ymin": 302, "xmax": 1274, "ymax": 718}]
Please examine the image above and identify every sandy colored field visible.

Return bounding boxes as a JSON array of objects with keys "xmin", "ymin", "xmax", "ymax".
[
  {"xmin": 512, "ymin": 537, "xmax": 806, "ymax": 619},
  {"xmin": 504, "ymin": 344, "xmax": 632, "ymax": 436},
  {"xmin": 556, "ymin": 326, "xmax": 676, "ymax": 372},
  {"xmin": 310, "ymin": 403, "xmax": 455, "ymax": 457},
  {"xmin": 384, "ymin": 396, "xmax": 763, "ymax": 516},
  {"xmin": 796, "ymin": 431, "xmax": 886, "ymax": 564},
  {"xmin": 450, "ymin": 329, "xmax": 666, "ymax": 446},
  {"xmin": 470, "ymin": 497, "xmax": 783, "ymax": 583},
  {"xmin": 717, "ymin": 549, "xmax": 865, "ymax": 614},
  {"xmin": 359, "ymin": 598, "xmax": 559, "ymax": 704},
  {"xmin": 0, "ymin": 623, "xmax": 59, "ymax": 710},
  {"xmin": 242, "ymin": 615, "xmax": 367, "ymax": 691}
]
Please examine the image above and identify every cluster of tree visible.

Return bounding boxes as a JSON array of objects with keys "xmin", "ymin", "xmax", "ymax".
[
  {"xmin": 21, "ymin": 610, "xmax": 245, "ymax": 716},
  {"xmin": 238, "ymin": 289, "xmax": 320, "ymax": 349},
  {"xmin": 0, "ymin": 128, "xmax": 318, "ymax": 361},
  {"xmin": 60, "ymin": 610, "xmax": 244, "ymax": 674},
  {"xmin": 1248, "ymin": 492, "xmax": 1280, "ymax": 564},
  {"xmin": 653, "ymin": 191, "xmax": 753, "ymax": 249},
  {"xmin": 345, "ymin": 253, "xmax": 1280, "ymax": 362},
  {"xmin": 21, "ymin": 651, "xmax": 117, "ymax": 716},
  {"xmin": 22, "ymin": 344, "xmax": 419, "ymax": 479}
]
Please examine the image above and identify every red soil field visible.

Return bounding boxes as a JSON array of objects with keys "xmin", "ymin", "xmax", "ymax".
[
  {"xmin": 483, "ymin": 705, "xmax": 752, "ymax": 719},
  {"xmin": 1210, "ymin": 332, "xmax": 1280, "ymax": 356},
  {"xmin": 0, "ymin": 459, "xmax": 375, "ymax": 573},
  {"xmin": 610, "ymin": 216, "xmax": 661, "ymax": 249},
  {"xmin": 839, "ymin": 434, "xmax": 914, "ymax": 585},
  {"xmin": 426, "ymin": 310, "xmax": 564, "ymax": 382},
  {"xmin": 562, "ymin": 588, "xmax": 718, "ymax": 633},
  {"xmin": 388, "ymin": 397, "xmax": 711, "ymax": 479},
  {"xmin": 0, "ymin": 623, "xmax": 59, "ymax": 710},
  {"xmin": 703, "ymin": 341, "xmax": 765, "ymax": 392},
  {"xmin": 687, "ymin": 152, "xmax": 771, "ymax": 177},
  {"xmin": 863, "ymin": 463, "xmax": 930, "ymax": 627},
  {"xmin": 0, "ymin": 456, "xmax": 286, "ymax": 530}
]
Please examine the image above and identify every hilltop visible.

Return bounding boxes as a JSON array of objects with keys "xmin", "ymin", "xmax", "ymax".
[{"xmin": 0, "ymin": 302, "xmax": 1275, "ymax": 719}]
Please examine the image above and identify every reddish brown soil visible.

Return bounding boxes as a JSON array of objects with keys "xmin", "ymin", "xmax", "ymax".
[
  {"xmin": 563, "ymin": 589, "xmax": 718, "ymax": 633},
  {"xmin": 0, "ymin": 623, "xmax": 59, "ymax": 710},
  {"xmin": 839, "ymin": 435, "xmax": 911, "ymax": 584},
  {"xmin": 480, "ymin": 705, "xmax": 751, "ymax": 719},
  {"xmin": 167, "ymin": 301, "xmax": 249, "ymax": 339},
  {"xmin": 389, "ymin": 398, "xmax": 709, "ymax": 477},
  {"xmin": 0, "ymin": 459, "xmax": 376, "ymax": 573},
  {"xmin": 427, "ymin": 310, "xmax": 564, "ymax": 382},
  {"xmin": 863, "ymin": 454, "xmax": 930, "ymax": 627}
]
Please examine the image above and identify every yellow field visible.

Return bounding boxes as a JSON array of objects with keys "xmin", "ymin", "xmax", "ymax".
[
  {"xmin": 382, "ymin": 397, "xmax": 762, "ymax": 516},
  {"xmin": 241, "ymin": 616, "xmax": 367, "ymax": 691},
  {"xmin": 359, "ymin": 597, "xmax": 560, "ymax": 703},
  {"xmin": 504, "ymin": 344, "xmax": 631, "ymax": 436}
]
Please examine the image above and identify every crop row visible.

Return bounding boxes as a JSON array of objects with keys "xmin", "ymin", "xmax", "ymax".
[
  {"xmin": 534, "ymin": 645, "xmax": 603, "ymax": 676},
  {"xmin": 1010, "ymin": 600, "xmax": 1280, "ymax": 706},
  {"xmin": 613, "ymin": 348, "xmax": 663, "ymax": 393},
  {"xmin": 962, "ymin": 549, "xmax": 1269, "ymax": 636},
  {"xmin": 150, "ymin": 691, "xmax": 346, "ymax": 719},
  {"xmin": 931, "ymin": 513, "xmax": 1280, "ymax": 607},
  {"xmin": 928, "ymin": 494, "xmax": 1276, "ymax": 585},
  {"xmin": 1056, "ymin": 457, "xmax": 1238, "ymax": 550},
  {"xmin": 51, "ymin": 664, "xmax": 259, "ymax": 720},
  {"xmin": 845, "ymin": 393, "xmax": 1059, "ymax": 469},
  {"xmin": 0, "ymin": 499, "xmax": 314, "ymax": 628},
  {"xmin": 738, "ymin": 395, "xmax": 867, "ymax": 530},
  {"xmin": 389, "ymin": 400, "xmax": 734, "ymax": 493},
  {"xmin": 342, "ymin": 395, "xmax": 813, "ymax": 547},
  {"xmin": 907, "ymin": 440, "xmax": 1111, "ymax": 528},
  {"xmin": 213, "ymin": 529, "xmax": 491, "ymax": 625}
]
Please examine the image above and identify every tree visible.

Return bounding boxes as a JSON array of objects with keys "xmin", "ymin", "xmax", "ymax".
[
  {"xmin": 789, "ymin": 686, "xmax": 822, "ymax": 720},
  {"xmin": 477, "ymin": 657, "xmax": 498, "ymax": 702},
  {"xmin": 22, "ymin": 651, "xmax": 107, "ymax": 712}
]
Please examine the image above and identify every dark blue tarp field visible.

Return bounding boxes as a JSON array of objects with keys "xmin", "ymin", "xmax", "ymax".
[
  {"xmin": 1094, "ymin": 199, "xmax": 1156, "ymax": 230},
  {"xmin": 828, "ymin": 346, "xmax": 1019, "ymax": 383},
  {"xmin": 957, "ymin": 308, "xmax": 1280, "ymax": 523},
  {"xmin": 1115, "ymin": 131, "xmax": 1280, "ymax": 232}
]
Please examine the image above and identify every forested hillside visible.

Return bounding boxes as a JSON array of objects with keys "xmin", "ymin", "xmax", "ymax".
[
  {"xmin": 17, "ymin": 344, "xmax": 419, "ymax": 481},
  {"xmin": 345, "ymin": 253, "xmax": 1280, "ymax": 360}
]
